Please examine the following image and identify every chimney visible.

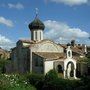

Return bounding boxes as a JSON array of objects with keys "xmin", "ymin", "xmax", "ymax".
[
  {"xmin": 71, "ymin": 40, "xmax": 75, "ymax": 47},
  {"xmin": 83, "ymin": 44, "xmax": 87, "ymax": 54}
]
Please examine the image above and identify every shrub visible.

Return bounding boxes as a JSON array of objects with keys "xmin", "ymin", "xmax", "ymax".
[
  {"xmin": 26, "ymin": 73, "xmax": 44, "ymax": 86},
  {"xmin": 45, "ymin": 70, "xmax": 58, "ymax": 82},
  {"xmin": 0, "ymin": 74, "xmax": 36, "ymax": 90}
]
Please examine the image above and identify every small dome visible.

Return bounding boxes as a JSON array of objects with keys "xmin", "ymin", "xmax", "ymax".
[{"xmin": 28, "ymin": 18, "xmax": 45, "ymax": 30}]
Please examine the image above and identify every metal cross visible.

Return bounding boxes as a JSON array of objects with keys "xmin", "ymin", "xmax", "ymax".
[{"xmin": 35, "ymin": 8, "xmax": 39, "ymax": 18}]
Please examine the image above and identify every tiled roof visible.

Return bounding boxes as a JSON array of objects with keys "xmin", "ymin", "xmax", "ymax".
[
  {"xmin": 33, "ymin": 52, "xmax": 64, "ymax": 60},
  {"xmin": 19, "ymin": 39, "xmax": 35, "ymax": 43},
  {"xmin": 60, "ymin": 44, "xmax": 84, "ymax": 55},
  {"xmin": 18, "ymin": 39, "xmax": 51, "ymax": 44},
  {"xmin": 71, "ymin": 46, "xmax": 84, "ymax": 55}
]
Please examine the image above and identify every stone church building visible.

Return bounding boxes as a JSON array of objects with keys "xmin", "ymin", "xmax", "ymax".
[{"xmin": 11, "ymin": 14, "xmax": 89, "ymax": 79}]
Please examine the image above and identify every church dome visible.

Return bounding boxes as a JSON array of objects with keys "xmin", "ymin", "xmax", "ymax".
[{"xmin": 29, "ymin": 17, "xmax": 45, "ymax": 30}]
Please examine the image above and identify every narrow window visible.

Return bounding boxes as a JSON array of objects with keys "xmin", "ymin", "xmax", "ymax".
[
  {"xmin": 35, "ymin": 31, "xmax": 37, "ymax": 40},
  {"xmin": 68, "ymin": 51, "xmax": 71, "ymax": 57}
]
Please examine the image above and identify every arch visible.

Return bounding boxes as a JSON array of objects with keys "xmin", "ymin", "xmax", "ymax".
[
  {"xmin": 67, "ymin": 61, "xmax": 74, "ymax": 69},
  {"xmin": 64, "ymin": 59, "xmax": 76, "ymax": 70},
  {"xmin": 64, "ymin": 59, "xmax": 77, "ymax": 79},
  {"xmin": 67, "ymin": 62, "xmax": 74, "ymax": 77}
]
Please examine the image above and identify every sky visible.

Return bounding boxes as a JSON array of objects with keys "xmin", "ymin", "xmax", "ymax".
[{"xmin": 0, "ymin": 0, "xmax": 90, "ymax": 50}]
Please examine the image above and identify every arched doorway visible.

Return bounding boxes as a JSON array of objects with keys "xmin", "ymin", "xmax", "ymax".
[
  {"xmin": 57, "ymin": 64, "xmax": 63, "ymax": 77},
  {"xmin": 66, "ymin": 62, "xmax": 74, "ymax": 78},
  {"xmin": 57, "ymin": 65, "xmax": 63, "ymax": 73}
]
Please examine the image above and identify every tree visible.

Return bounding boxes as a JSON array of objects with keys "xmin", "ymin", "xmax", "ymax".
[{"xmin": 0, "ymin": 58, "xmax": 10, "ymax": 73}]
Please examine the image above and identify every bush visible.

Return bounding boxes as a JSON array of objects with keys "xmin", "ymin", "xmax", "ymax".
[
  {"xmin": 26, "ymin": 73, "xmax": 44, "ymax": 85},
  {"xmin": 0, "ymin": 74, "xmax": 36, "ymax": 90},
  {"xmin": 45, "ymin": 70, "xmax": 58, "ymax": 82},
  {"xmin": 0, "ymin": 71, "xmax": 90, "ymax": 90},
  {"xmin": 26, "ymin": 73, "xmax": 45, "ymax": 90},
  {"xmin": 0, "ymin": 59, "xmax": 7, "ymax": 73},
  {"xmin": 42, "ymin": 70, "xmax": 85, "ymax": 90},
  {"xmin": 42, "ymin": 78, "xmax": 67, "ymax": 90}
]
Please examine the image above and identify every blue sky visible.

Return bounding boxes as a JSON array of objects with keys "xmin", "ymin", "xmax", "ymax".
[{"xmin": 0, "ymin": 0, "xmax": 90, "ymax": 50}]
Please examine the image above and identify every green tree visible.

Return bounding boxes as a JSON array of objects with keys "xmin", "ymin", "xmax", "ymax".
[{"xmin": 0, "ymin": 58, "xmax": 7, "ymax": 73}]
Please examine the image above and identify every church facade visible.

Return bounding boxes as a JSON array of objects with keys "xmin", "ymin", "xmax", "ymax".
[{"xmin": 11, "ymin": 14, "xmax": 89, "ymax": 79}]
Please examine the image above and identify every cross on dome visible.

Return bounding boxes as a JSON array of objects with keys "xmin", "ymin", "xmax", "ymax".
[{"xmin": 35, "ymin": 8, "xmax": 39, "ymax": 18}]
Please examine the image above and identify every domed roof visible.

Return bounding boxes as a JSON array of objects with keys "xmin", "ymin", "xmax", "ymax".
[{"xmin": 28, "ymin": 17, "xmax": 45, "ymax": 30}]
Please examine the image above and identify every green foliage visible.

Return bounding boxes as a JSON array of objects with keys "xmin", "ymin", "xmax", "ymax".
[
  {"xmin": 7, "ymin": 84, "xmax": 36, "ymax": 90},
  {"xmin": 25, "ymin": 70, "xmax": 90, "ymax": 90},
  {"xmin": 0, "ymin": 74, "xmax": 36, "ymax": 90},
  {"xmin": 26, "ymin": 73, "xmax": 44, "ymax": 90},
  {"xmin": 0, "ymin": 70, "xmax": 90, "ymax": 90},
  {"xmin": 26, "ymin": 73, "xmax": 44, "ymax": 85},
  {"xmin": 43, "ymin": 71, "xmax": 83, "ymax": 90},
  {"xmin": 0, "ymin": 58, "xmax": 13, "ymax": 74},
  {"xmin": 80, "ymin": 76, "xmax": 90, "ymax": 89},
  {"xmin": 0, "ymin": 58, "xmax": 7, "ymax": 73},
  {"xmin": 78, "ymin": 57, "xmax": 89, "ymax": 63},
  {"xmin": 87, "ymin": 57, "xmax": 90, "ymax": 65},
  {"xmin": 78, "ymin": 57, "xmax": 90, "ymax": 68},
  {"xmin": 43, "ymin": 78, "xmax": 67, "ymax": 90},
  {"xmin": 86, "ymin": 52, "xmax": 90, "ymax": 58},
  {"xmin": 45, "ymin": 70, "xmax": 58, "ymax": 81}
]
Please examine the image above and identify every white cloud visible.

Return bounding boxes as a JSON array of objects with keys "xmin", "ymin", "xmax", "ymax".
[
  {"xmin": 44, "ymin": 20, "xmax": 90, "ymax": 44},
  {"xmin": 0, "ymin": 34, "xmax": 15, "ymax": 50},
  {"xmin": 0, "ymin": 16, "xmax": 14, "ymax": 27},
  {"xmin": 49, "ymin": 0, "xmax": 88, "ymax": 6},
  {"xmin": 8, "ymin": 3, "xmax": 24, "ymax": 10}
]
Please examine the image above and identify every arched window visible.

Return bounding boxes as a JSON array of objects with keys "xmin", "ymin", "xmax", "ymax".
[
  {"xmin": 31, "ymin": 31, "xmax": 33, "ymax": 40},
  {"xmin": 67, "ymin": 50, "xmax": 72, "ymax": 58},
  {"xmin": 68, "ymin": 51, "xmax": 71, "ymax": 57},
  {"xmin": 35, "ymin": 31, "xmax": 37, "ymax": 40}
]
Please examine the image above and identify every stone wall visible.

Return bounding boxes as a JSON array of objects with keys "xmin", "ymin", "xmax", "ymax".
[{"xmin": 32, "ymin": 53, "xmax": 44, "ymax": 74}]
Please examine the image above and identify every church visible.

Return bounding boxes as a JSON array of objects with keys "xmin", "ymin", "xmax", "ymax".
[{"xmin": 11, "ymin": 13, "xmax": 89, "ymax": 79}]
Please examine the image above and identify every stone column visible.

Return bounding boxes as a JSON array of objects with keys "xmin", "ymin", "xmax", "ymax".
[
  {"xmin": 30, "ymin": 49, "xmax": 32, "ymax": 73},
  {"xmin": 64, "ymin": 70, "xmax": 66, "ymax": 79},
  {"xmin": 67, "ymin": 70, "xmax": 70, "ymax": 79},
  {"xmin": 74, "ymin": 69, "xmax": 77, "ymax": 79},
  {"xmin": 67, "ymin": 64, "xmax": 71, "ymax": 79}
]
